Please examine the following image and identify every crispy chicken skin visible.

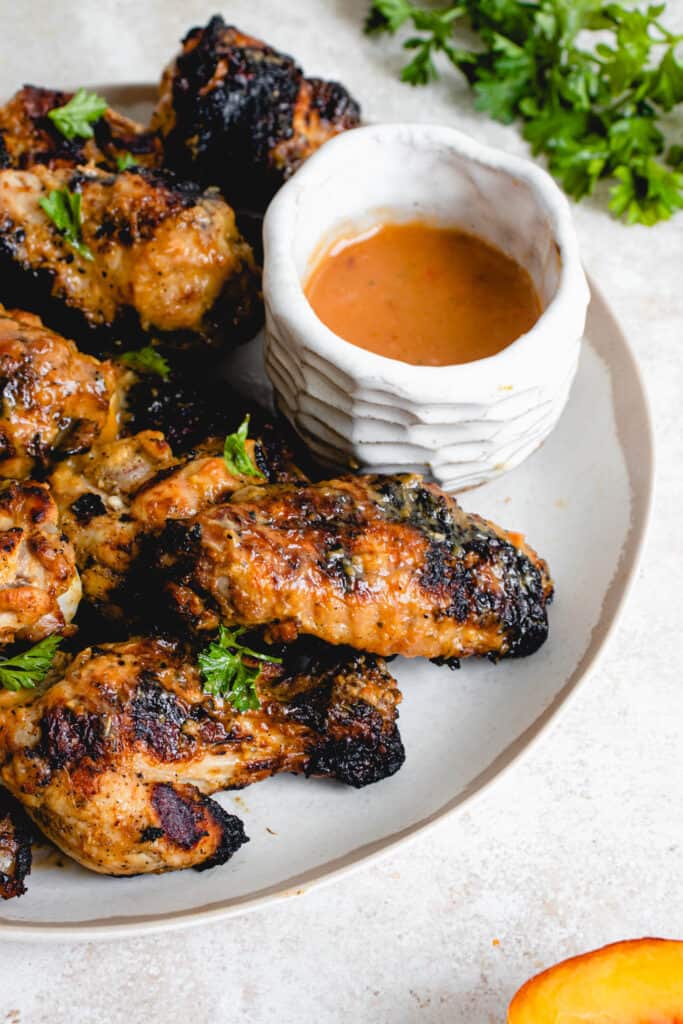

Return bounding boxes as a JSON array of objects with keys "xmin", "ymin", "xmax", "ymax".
[
  {"xmin": 152, "ymin": 16, "xmax": 361, "ymax": 210},
  {"xmin": 0, "ymin": 637, "xmax": 403, "ymax": 877},
  {"xmin": 0, "ymin": 306, "xmax": 124, "ymax": 479},
  {"xmin": 0, "ymin": 163, "xmax": 261, "ymax": 354},
  {"xmin": 0, "ymin": 480, "xmax": 80, "ymax": 645},
  {"xmin": 49, "ymin": 429, "xmax": 305, "ymax": 616},
  {"xmin": 0, "ymin": 86, "xmax": 162, "ymax": 172},
  {"xmin": 158, "ymin": 474, "xmax": 553, "ymax": 660},
  {"xmin": 0, "ymin": 788, "xmax": 32, "ymax": 899}
]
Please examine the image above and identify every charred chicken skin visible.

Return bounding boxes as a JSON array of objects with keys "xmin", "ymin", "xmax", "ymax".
[
  {"xmin": 0, "ymin": 787, "xmax": 32, "ymax": 899},
  {"xmin": 152, "ymin": 16, "xmax": 361, "ymax": 211},
  {"xmin": 49, "ymin": 428, "xmax": 304, "ymax": 616},
  {"xmin": 0, "ymin": 306, "xmax": 124, "ymax": 479},
  {"xmin": 0, "ymin": 637, "xmax": 403, "ymax": 877},
  {"xmin": 158, "ymin": 474, "xmax": 553, "ymax": 660},
  {"xmin": 0, "ymin": 480, "xmax": 80, "ymax": 645},
  {"xmin": 0, "ymin": 163, "xmax": 261, "ymax": 355},
  {"xmin": 0, "ymin": 85, "xmax": 162, "ymax": 172}
]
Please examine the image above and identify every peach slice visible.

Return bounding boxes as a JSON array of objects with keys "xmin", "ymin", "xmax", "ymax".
[{"xmin": 508, "ymin": 938, "xmax": 683, "ymax": 1023}]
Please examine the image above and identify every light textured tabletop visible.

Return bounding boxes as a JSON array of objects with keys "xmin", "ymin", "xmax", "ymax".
[{"xmin": 0, "ymin": 1, "xmax": 682, "ymax": 1021}]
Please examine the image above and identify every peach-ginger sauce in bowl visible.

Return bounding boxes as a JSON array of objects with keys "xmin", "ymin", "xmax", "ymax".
[
  {"xmin": 305, "ymin": 221, "xmax": 541, "ymax": 367},
  {"xmin": 262, "ymin": 123, "xmax": 589, "ymax": 492}
]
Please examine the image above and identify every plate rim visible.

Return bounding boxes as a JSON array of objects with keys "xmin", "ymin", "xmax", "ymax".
[{"xmin": 0, "ymin": 81, "xmax": 655, "ymax": 939}]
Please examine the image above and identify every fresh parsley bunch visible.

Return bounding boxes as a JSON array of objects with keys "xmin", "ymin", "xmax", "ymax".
[{"xmin": 365, "ymin": 0, "xmax": 683, "ymax": 224}]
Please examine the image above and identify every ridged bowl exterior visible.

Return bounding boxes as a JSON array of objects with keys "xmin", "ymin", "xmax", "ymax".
[{"xmin": 263, "ymin": 123, "xmax": 589, "ymax": 491}]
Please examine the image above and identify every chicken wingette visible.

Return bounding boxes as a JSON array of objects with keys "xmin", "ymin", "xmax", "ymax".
[
  {"xmin": 0, "ymin": 306, "xmax": 124, "ymax": 479},
  {"xmin": 0, "ymin": 480, "xmax": 81, "ymax": 645},
  {"xmin": 152, "ymin": 16, "xmax": 361, "ymax": 211},
  {"xmin": 0, "ymin": 637, "xmax": 403, "ymax": 880},
  {"xmin": 0, "ymin": 163, "xmax": 261, "ymax": 355},
  {"xmin": 0, "ymin": 85, "xmax": 162, "ymax": 172},
  {"xmin": 157, "ymin": 474, "xmax": 553, "ymax": 660}
]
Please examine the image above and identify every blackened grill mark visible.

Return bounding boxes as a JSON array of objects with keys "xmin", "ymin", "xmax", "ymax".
[
  {"xmin": 305, "ymin": 700, "xmax": 405, "ymax": 789},
  {"xmin": 37, "ymin": 706, "xmax": 106, "ymax": 771},
  {"xmin": 71, "ymin": 492, "xmax": 106, "ymax": 524},
  {"xmin": 131, "ymin": 677, "xmax": 187, "ymax": 760},
  {"xmin": 151, "ymin": 783, "xmax": 208, "ymax": 849},
  {"xmin": 193, "ymin": 795, "xmax": 249, "ymax": 871}
]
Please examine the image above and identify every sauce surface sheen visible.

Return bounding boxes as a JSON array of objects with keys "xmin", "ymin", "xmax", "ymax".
[{"xmin": 305, "ymin": 221, "xmax": 541, "ymax": 366}]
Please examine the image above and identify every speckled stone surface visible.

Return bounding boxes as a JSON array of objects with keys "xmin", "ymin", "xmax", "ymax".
[{"xmin": 0, "ymin": 1, "xmax": 682, "ymax": 1020}]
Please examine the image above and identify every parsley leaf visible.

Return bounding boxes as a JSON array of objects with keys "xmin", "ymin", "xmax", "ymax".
[
  {"xmin": 197, "ymin": 626, "xmax": 281, "ymax": 711},
  {"xmin": 39, "ymin": 187, "xmax": 93, "ymax": 261},
  {"xmin": 0, "ymin": 636, "xmax": 62, "ymax": 692},
  {"xmin": 47, "ymin": 88, "xmax": 108, "ymax": 141},
  {"xmin": 115, "ymin": 152, "xmax": 137, "ymax": 171},
  {"xmin": 364, "ymin": 0, "xmax": 683, "ymax": 224},
  {"xmin": 119, "ymin": 345, "xmax": 170, "ymax": 380},
  {"xmin": 223, "ymin": 415, "xmax": 265, "ymax": 479}
]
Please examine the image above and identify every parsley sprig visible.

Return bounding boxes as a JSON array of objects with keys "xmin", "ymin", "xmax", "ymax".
[
  {"xmin": 365, "ymin": 0, "xmax": 683, "ymax": 224},
  {"xmin": 39, "ymin": 187, "xmax": 93, "ymax": 260},
  {"xmin": 198, "ymin": 626, "xmax": 281, "ymax": 711},
  {"xmin": 223, "ymin": 415, "xmax": 265, "ymax": 479},
  {"xmin": 0, "ymin": 636, "xmax": 62, "ymax": 692},
  {"xmin": 119, "ymin": 345, "xmax": 170, "ymax": 380},
  {"xmin": 115, "ymin": 152, "xmax": 137, "ymax": 171},
  {"xmin": 47, "ymin": 88, "xmax": 108, "ymax": 141}
]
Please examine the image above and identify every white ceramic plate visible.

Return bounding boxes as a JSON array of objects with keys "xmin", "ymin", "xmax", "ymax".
[{"xmin": 0, "ymin": 86, "xmax": 653, "ymax": 940}]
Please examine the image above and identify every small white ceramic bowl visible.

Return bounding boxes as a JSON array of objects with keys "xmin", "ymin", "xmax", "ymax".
[{"xmin": 262, "ymin": 123, "xmax": 589, "ymax": 491}]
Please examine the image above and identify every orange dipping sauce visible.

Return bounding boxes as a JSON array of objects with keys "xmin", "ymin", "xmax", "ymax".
[{"xmin": 305, "ymin": 221, "xmax": 541, "ymax": 366}]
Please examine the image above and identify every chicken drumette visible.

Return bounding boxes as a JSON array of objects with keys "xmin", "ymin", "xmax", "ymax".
[
  {"xmin": 152, "ymin": 16, "xmax": 361, "ymax": 211},
  {"xmin": 0, "ymin": 637, "xmax": 403, "ymax": 878}
]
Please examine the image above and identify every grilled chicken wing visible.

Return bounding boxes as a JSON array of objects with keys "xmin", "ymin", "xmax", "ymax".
[
  {"xmin": 0, "ymin": 637, "xmax": 403, "ymax": 877},
  {"xmin": 0, "ymin": 306, "xmax": 124, "ymax": 479},
  {"xmin": 0, "ymin": 85, "xmax": 162, "ymax": 172},
  {"xmin": 0, "ymin": 163, "xmax": 261, "ymax": 355},
  {"xmin": 49, "ymin": 428, "xmax": 304, "ymax": 616},
  {"xmin": 0, "ymin": 788, "xmax": 32, "ymax": 899},
  {"xmin": 0, "ymin": 480, "xmax": 80, "ymax": 645},
  {"xmin": 158, "ymin": 474, "xmax": 553, "ymax": 660},
  {"xmin": 152, "ymin": 16, "xmax": 361, "ymax": 211}
]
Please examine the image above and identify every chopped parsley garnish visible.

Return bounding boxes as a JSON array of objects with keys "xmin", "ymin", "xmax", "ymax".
[
  {"xmin": 39, "ymin": 187, "xmax": 93, "ymax": 261},
  {"xmin": 0, "ymin": 636, "xmax": 62, "ymax": 692},
  {"xmin": 197, "ymin": 626, "xmax": 281, "ymax": 711},
  {"xmin": 365, "ymin": 0, "xmax": 683, "ymax": 225},
  {"xmin": 119, "ymin": 345, "xmax": 170, "ymax": 380},
  {"xmin": 47, "ymin": 88, "xmax": 108, "ymax": 140},
  {"xmin": 115, "ymin": 152, "xmax": 137, "ymax": 171},
  {"xmin": 223, "ymin": 415, "xmax": 265, "ymax": 479}
]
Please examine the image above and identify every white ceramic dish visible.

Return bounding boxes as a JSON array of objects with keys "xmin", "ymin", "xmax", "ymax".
[
  {"xmin": 263, "ymin": 123, "xmax": 590, "ymax": 491},
  {"xmin": 0, "ymin": 86, "xmax": 653, "ymax": 940}
]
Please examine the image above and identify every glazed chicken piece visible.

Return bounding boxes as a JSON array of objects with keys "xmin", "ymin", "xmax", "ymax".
[
  {"xmin": 0, "ymin": 163, "xmax": 261, "ymax": 355},
  {"xmin": 0, "ymin": 480, "xmax": 80, "ymax": 645},
  {"xmin": 152, "ymin": 16, "xmax": 361, "ymax": 211},
  {"xmin": 0, "ymin": 637, "xmax": 403, "ymax": 878},
  {"xmin": 0, "ymin": 306, "xmax": 124, "ymax": 479},
  {"xmin": 0, "ymin": 788, "xmax": 32, "ymax": 899},
  {"xmin": 0, "ymin": 85, "xmax": 162, "ymax": 172},
  {"xmin": 158, "ymin": 474, "xmax": 553, "ymax": 660},
  {"xmin": 49, "ymin": 427, "xmax": 305, "ymax": 617}
]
